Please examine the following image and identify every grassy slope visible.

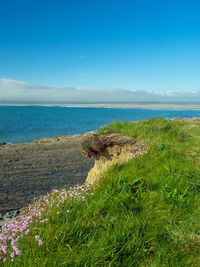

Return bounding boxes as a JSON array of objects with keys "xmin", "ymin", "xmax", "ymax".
[{"xmin": 2, "ymin": 118, "xmax": 200, "ymax": 266}]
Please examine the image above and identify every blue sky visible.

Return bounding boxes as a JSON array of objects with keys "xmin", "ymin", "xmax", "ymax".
[{"xmin": 0, "ymin": 0, "xmax": 200, "ymax": 92}]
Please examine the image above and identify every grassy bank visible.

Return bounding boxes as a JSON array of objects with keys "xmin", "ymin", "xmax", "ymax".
[{"xmin": 1, "ymin": 118, "xmax": 200, "ymax": 266}]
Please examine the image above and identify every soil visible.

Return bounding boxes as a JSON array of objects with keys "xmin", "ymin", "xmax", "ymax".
[
  {"xmin": 81, "ymin": 133, "xmax": 140, "ymax": 184},
  {"xmin": 0, "ymin": 135, "xmax": 94, "ymax": 216}
]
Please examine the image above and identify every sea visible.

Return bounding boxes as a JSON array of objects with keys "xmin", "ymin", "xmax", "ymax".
[{"xmin": 0, "ymin": 105, "xmax": 200, "ymax": 144}]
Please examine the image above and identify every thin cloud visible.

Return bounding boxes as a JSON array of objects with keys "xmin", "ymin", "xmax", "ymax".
[{"xmin": 0, "ymin": 78, "xmax": 200, "ymax": 104}]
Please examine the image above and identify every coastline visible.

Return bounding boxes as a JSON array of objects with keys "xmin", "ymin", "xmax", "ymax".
[
  {"xmin": 57, "ymin": 103, "xmax": 200, "ymax": 109},
  {"xmin": 0, "ymin": 134, "xmax": 94, "ymax": 220},
  {"xmin": 1, "ymin": 117, "xmax": 200, "ymax": 226},
  {"xmin": 1, "ymin": 103, "xmax": 200, "ymax": 109}
]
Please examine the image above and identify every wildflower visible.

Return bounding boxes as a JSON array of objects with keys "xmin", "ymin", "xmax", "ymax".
[
  {"xmin": 1, "ymin": 245, "xmax": 7, "ymax": 254},
  {"xmin": 38, "ymin": 240, "xmax": 43, "ymax": 246},
  {"xmin": 35, "ymin": 235, "xmax": 39, "ymax": 241},
  {"xmin": 0, "ymin": 180, "xmax": 93, "ymax": 263},
  {"xmin": 12, "ymin": 246, "xmax": 21, "ymax": 255},
  {"xmin": 25, "ymin": 229, "xmax": 30, "ymax": 235}
]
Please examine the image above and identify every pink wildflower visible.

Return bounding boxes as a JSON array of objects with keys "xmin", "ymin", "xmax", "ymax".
[
  {"xmin": 35, "ymin": 235, "xmax": 39, "ymax": 241},
  {"xmin": 25, "ymin": 229, "xmax": 30, "ymax": 235},
  {"xmin": 1, "ymin": 245, "xmax": 7, "ymax": 254},
  {"xmin": 38, "ymin": 240, "xmax": 43, "ymax": 246},
  {"xmin": 10, "ymin": 252, "xmax": 15, "ymax": 258}
]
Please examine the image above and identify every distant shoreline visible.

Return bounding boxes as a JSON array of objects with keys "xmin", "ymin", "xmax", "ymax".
[{"xmin": 1, "ymin": 103, "xmax": 200, "ymax": 109}]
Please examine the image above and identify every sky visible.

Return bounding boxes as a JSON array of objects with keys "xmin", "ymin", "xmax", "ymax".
[{"xmin": 0, "ymin": 0, "xmax": 200, "ymax": 103}]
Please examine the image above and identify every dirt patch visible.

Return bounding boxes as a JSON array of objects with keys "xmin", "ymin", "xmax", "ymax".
[{"xmin": 81, "ymin": 133, "xmax": 138, "ymax": 158}]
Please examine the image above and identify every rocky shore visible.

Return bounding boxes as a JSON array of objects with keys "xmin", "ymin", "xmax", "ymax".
[
  {"xmin": 1, "ymin": 117, "xmax": 199, "ymax": 227},
  {"xmin": 0, "ymin": 135, "xmax": 94, "ymax": 226}
]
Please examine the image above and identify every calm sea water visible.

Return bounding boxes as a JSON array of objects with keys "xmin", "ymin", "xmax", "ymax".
[{"xmin": 0, "ymin": 106, "xmax": 200, "ymax": 143}]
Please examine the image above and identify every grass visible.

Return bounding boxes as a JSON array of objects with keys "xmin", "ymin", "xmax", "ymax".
[
  {"xmin": 1, "ymin": 118, "xmax": 200, "ymax": 266},
  {"xmin": 81, "ymin": 133, "xmax": 98, "ymax": 150}
]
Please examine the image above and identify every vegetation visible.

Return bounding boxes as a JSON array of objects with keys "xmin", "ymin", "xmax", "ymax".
[
  {"xmin": 1, "ymin": 118, "xmax": 200, "ymax": 266},
  {"xmin": 81, "ymin": 132, "xmax": 98, "ymax": 150}
]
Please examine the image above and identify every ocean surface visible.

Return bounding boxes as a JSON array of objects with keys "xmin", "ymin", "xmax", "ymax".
[{"xmin": 0, "ymin": 106, "xmax": 200, "ymax": 144}]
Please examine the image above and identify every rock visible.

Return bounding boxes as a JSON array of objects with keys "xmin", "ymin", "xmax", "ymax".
[
  {"xmin": 3, "ymin": 212, "xmax": 13, "ymax": 219},
  {"xmin": 12, "ymin": 210, "xmax": 20, "ymax": 217},
  {"xmin": 2, "ymin": 210, "xmax": 20, "ymax": 220},
  {"xmin": 0, "ymin": 134, "xmax": 94, "ymax": 215},
  {"xmin": 0, "ymin": 210, "xmax": 21, "ymax": 228},
  {"xmin": 0, "ymin": 142, "xmax": 6, "ymax": 146}
]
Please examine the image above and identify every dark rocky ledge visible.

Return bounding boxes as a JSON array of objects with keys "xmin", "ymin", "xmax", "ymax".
[{"xmin": 0, "ymin": 135, "xmax": 94, "ymax": 218}]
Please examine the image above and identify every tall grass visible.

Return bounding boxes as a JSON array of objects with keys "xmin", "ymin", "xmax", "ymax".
[{"xmin": 1, "ymin": 118, "xmax": 200, "ymax": 266}]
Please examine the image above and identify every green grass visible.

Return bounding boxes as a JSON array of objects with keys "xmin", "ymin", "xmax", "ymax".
[
  {"xmin": 81, "ymin": 133, "xmax": 98, "ymax": 150},
  {"xmin": 2, "ymin": 118, "xmax": 200, "ymax": 266}
]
